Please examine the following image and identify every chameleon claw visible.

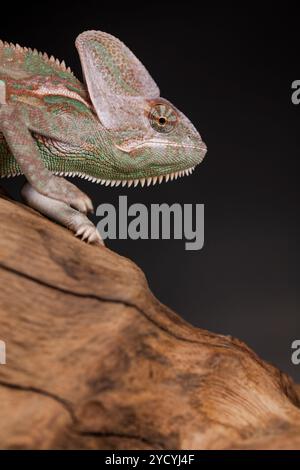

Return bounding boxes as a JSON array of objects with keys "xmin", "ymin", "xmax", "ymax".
[
  {"xmin": 87, "ymin": 199, "xmax": 94, "ymax": 214},
  {"xmin": 88, "ymin": 230, "xmax": 103, "ymax": 245},
  {"xmin": 75, "ymin": 226, "xmax": 86, "ymax": 237},
  {"xmin": 75, "ymin": 222, "xmax": 103, "ymax": 246}
]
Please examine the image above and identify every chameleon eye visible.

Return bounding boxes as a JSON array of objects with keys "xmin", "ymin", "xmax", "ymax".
[{"xmin": 149, "ymin": 103, "xmax": 178, "ymax": 133}]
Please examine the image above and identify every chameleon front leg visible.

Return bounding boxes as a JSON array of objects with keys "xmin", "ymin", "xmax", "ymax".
[
  {"xmin": 0, "ymin": 103, "xmax": 93, "ymax": 213},
  {"xmin": 21, "ymin": 182, "xmax": 103, "ymax": 245}
]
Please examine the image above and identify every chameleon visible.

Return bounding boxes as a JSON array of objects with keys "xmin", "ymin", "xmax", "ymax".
[{"xmin": 0, "ymin": 30, "xmax": 207, "ymax": 245}]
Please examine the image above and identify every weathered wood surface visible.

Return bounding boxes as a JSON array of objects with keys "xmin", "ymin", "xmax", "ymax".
[{"xmin": 0, "ymin": 193, "xmax": 300, "ymax": 450}]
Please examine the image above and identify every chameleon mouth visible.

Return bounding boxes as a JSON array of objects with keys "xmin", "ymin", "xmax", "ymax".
[
  {"xmin": 116, "ymin": 140, "xmax": 206, "ymax": 153},
  {"xmin": 51, "ymin": 166, "xmax": 196, "ymax": 187}
]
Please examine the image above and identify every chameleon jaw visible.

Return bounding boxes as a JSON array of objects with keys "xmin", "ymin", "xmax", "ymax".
[
  {"xmin": 1, "ymin": 166, "xmax": 195, "ymax": 187},
  {"xmin": 1, "ymin": 166, "xmax": 195, "ymax": 188},
  {"xmin": 52, "ymin": 166, "xmax": 196, "ymax": 187}
]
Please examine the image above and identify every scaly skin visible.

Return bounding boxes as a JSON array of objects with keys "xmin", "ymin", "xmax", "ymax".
[{"xmin": 0, "ymin": 31, "xmax": 207, "ymax": 245}]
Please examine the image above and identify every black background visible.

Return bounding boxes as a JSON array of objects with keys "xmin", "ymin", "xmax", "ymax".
[{"xmin": 1, "ymin": 3, "xmax": 300, "ymax": 380}]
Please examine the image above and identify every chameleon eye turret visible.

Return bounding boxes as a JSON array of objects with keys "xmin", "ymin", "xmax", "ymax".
[{"xmin": 148, "ymin": 103, "xmax": 178, "ymax": 133}]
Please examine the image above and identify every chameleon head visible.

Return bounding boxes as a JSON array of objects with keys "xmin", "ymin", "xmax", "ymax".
[
  {"xmin": 111, "ymin": 97, "xmax": 207, "ymax": 185},
  {"xmin": 76, "ymin": 31, "xmax": 207, "ymax": 186}
]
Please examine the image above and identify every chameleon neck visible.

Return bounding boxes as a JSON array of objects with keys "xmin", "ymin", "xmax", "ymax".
[{"xmin": 0, "ymin": 129, "xmax": 117, "ymax": 179}]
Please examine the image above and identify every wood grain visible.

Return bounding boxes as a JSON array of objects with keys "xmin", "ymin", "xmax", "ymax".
[{"xmin": 0, "ymin": 193, "xmax": 300, "ymax": 450}]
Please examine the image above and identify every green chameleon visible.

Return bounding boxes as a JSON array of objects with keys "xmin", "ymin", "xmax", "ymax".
[{"xmin": 0, "ymin": 30, "xmax": 207, "ymax": 245}]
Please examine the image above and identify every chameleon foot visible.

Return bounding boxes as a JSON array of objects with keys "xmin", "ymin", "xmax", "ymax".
[
  {"xmin": 40, "ymin": 176, "xmax": 94, "ymax": 214},
  {"xmin": 21, "ymin": 182, "xmax": 103, "ymax": 246}
]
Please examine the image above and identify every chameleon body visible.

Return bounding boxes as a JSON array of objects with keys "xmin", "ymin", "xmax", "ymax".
[{"xmin": 0, "ymin": 31, "xmax": 207, "ymax": 244}]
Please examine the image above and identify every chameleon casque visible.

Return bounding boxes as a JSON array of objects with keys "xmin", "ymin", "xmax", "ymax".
[{"xmin": 0, "ymin": 30, "xmax": 207, "ymax": 245}]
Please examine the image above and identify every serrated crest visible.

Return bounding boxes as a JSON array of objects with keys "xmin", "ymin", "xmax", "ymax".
[{"xmin": 0, "ymin": 39, "xmax": 75, "ymax": 76}]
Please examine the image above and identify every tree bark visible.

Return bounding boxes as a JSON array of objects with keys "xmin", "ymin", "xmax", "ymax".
[{"xmin": 0, "ymin": 193, "xmax": 300, "ymax": 450}]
